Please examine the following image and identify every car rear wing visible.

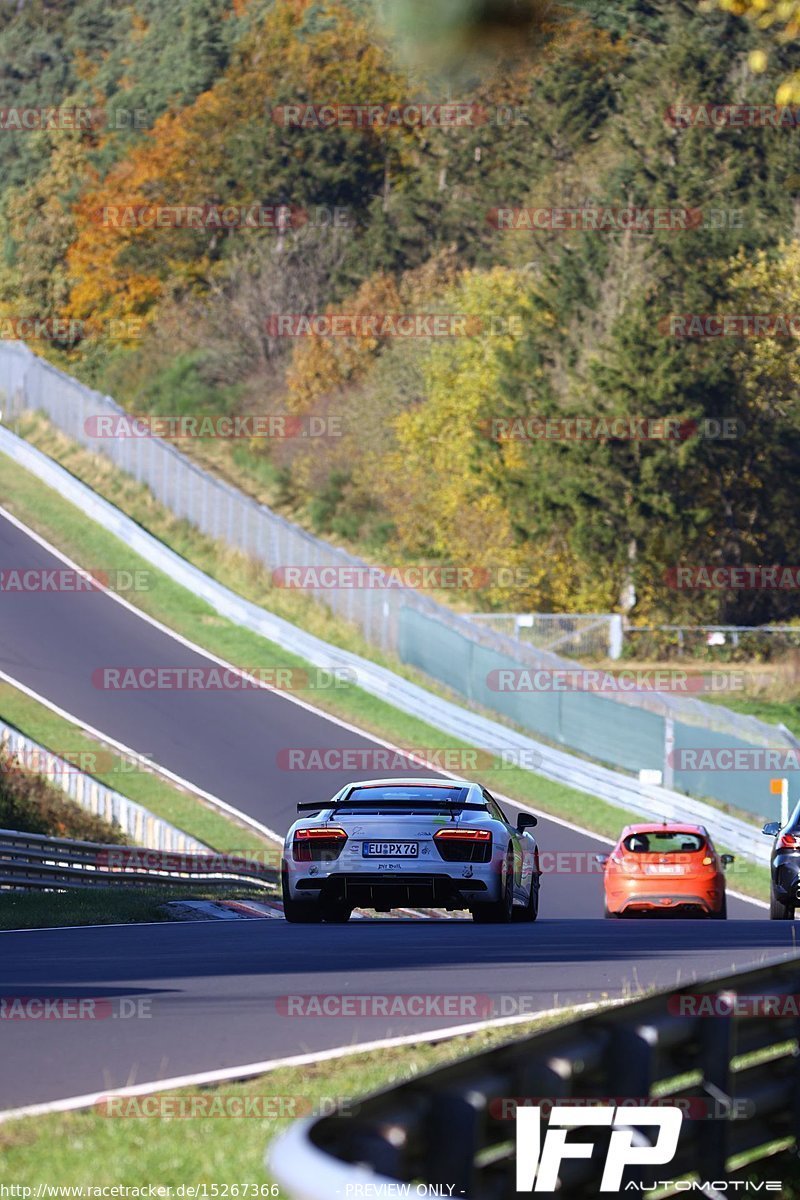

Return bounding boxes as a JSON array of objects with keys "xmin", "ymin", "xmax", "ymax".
[{"xmin": 296, "ymin": 799, "xmax": 489, "ymax": 813}]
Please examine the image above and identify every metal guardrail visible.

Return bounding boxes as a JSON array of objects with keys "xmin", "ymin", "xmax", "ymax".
[
  {"xmin": 0, "ymin": 828, "xmax": 278, "ymax": 891},
  {"xmin": 269, "ymin": 958, "xmax": 800, "ymax": 1198},
  {"xmin": 0, "ymin": 715, "xmax": 211, "ymax": 853},
  {"xmin": 0, "ymin": 426, "xmax": 778, "ymax": 865}
]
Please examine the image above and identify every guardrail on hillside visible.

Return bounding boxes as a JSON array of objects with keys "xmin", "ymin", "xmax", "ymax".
[
  {"xmin": 269, "ymin": 958, "xmax": 800, "ymax": 1198},
  {"xmin": 0, "ymin": 829, "xmax": 278, "ymax": 891},
  {"xmin": 0, "ymin": 714, "xmax": 209, "ymax": 853},
  {"xmin": 0, "ymin": 340, "xmax": 794, "ymax": 821}
]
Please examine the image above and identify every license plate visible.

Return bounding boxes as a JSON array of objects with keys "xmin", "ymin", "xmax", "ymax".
[
  {"xmin": 362, "ymin": 841, "xmax": 419, "ymax": 858},
  {"xmin": 644, "ymin": 864, "xmax": 686, "ymax": 875}
]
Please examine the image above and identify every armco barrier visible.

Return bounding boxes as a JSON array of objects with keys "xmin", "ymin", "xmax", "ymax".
[
  {"xmin": 269, "ymin": 957, "xmax": 800, "ymax": 1198},
  {"xmin": 0, "ymin": 714, "xmax": 209, "ymax": 854},
  {"xmin": 0, "ymin": 341, "xmax": 795, "ymax": 819},
  {"xmin": 0, "ymin": 828, "xmax": 276, "ymax": 891},
  {"xmin": 0, "ymin": 426, "xmax": 778, "ymax": 866}
]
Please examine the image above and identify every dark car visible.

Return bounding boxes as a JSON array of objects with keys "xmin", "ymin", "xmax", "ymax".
[{"xmin": 762, "ymin": 813, "xmax": 800, "ymax": 920}]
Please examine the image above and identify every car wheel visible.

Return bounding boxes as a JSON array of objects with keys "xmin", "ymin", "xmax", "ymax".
[
  {"xmin": 710, "ymin": 894, "xmax": 727, "ymax": 920},
  {"xmin": 473, "ymin": 851, "xmax": 515, "ymax": 923},
  {"xmin": 770, "ymin": 891, "xmax": 794, "ymax": 921},
  {"xmin": 281, "ymin": 871, "xmax": 323, "ymax": 923},
  {"xmin": 513, "ymin": 875, "xmax": 539, "ymax": 923},
  {"xmin": 604, "ymin": 902, "xmax": 619, "ymax": 919},
  {"xmin": 321, "ymin": 902, "xmax": 353, "ymax": 923}
]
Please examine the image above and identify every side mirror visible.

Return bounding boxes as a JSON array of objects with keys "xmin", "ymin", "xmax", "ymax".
[
  {"xmin": 762, "ymin": 822, "xmax": 781, "ymax": 837},
  {"xmin": 721, "ymin": 854, "xmax": 735, "ymax": 867},
  {"xmin": 595, "ymin": 853, "xmax": 610, "ymax": 866},
  {"xmin": 516, "ymin": 813, "xmax": 538, "ymax": 833}
]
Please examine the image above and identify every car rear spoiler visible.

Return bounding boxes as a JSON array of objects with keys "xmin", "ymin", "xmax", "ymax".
[{"xmin": 296, "ymin": 799, "xmax": 489, "ymax": 812}]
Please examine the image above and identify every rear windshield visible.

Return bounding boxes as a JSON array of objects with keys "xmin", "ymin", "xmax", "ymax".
[
  {"xmin": 340, "ymin": 785, "xmax": 470, "ymax": 807},
  {"xmin": 623, "ymin": 832, "xmax": 705, "ymax": 854}
]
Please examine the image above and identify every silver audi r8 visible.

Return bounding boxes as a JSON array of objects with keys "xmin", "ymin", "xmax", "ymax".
[{"xmin": 280, "ymin": 777, "xmax": 541, "ymax": 923}]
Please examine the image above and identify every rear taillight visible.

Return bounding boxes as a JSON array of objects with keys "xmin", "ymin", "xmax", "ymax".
[
  {"xmin": 292, "ymin": 827, "xmax": 347, "ymax": 863},
  {"xmin": 778, "ymin": 833, "xmax": 800, "ymax": 850},
  {"xmin": 434, "ymin": 828, "xmax": 492, "ymax": 863}
]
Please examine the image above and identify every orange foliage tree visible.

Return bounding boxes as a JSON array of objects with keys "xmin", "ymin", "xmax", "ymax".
[{"xmin": 66, "ymin": 0, "xmax": 411, "ymax": 331}]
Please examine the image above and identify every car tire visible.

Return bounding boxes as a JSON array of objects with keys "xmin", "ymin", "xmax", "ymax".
[
  {"xmin": 604, "ymin": 902, "xmax": 619, "ymax": 919},
  {"xmin": 281, "ymin": 870, "xmax": 323, "ymax": 923},
  {"xmin": 710, "ymin": 894, "xmax": 727, "ymax": 920},
  {"xmin": 770, "ymin": 891, "xmax": 794, "ymax": 921},
  {"xmin": 321, "ymin": 902, "xmax": 353, "ymax": 923},
  {"xmin": 473, "ymin": 851, "xmax": 515, "ymax": 923},
  {"xmin": 513, "ymin": 875, "xmax": 539, "ymax": 922}
]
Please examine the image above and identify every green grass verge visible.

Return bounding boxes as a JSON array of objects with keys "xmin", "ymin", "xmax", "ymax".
[
  {"xmin": 718, "ymin": 854, "xmax": 770, "ymax": 900},
  {"xmin": 0, "ymin": 435, "xmax": 772, "ymax": 901},
  {"xmin": 0, "ymin": 886, "xmax": 269, "ymax": 931},
  {"xmin": 708, "ymin": 692, "xmax": 800, "ymax": 742},
  {"xmin": 0, "ymin": 1007, "xmax": 586, "ymax": 1182}
]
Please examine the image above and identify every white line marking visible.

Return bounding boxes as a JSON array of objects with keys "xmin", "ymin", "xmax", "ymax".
[{"xmin": 0, "ymin": 998, "xmax": 619, "ymax": 1124}]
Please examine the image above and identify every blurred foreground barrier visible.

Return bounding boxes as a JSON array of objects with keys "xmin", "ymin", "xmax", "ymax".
[{"xmin": 269, "ymin": 957, "xmax": 800, "ymax": 1197}]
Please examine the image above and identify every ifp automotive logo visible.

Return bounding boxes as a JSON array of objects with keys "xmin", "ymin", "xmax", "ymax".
[{"xmin": 515, "ymin": 1104, "xmax": 683, "ymax": 1192}]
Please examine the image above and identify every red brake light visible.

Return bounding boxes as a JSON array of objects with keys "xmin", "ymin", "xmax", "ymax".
[
  {"xmin": 292, "ymin": 827, "xmax": 347, "ymax": 863},
  {"xmin": 295, "ymin": 827, "xmax": 347, "ymax": 841},
  {"xmin": 434, "ymin": 828, "xmax": 492, "ymax": 863},
  {"xmin": 434, "ymin": 829, "xmax": 492, "ymax": 842},
  {"xmin": 778, "ymin": 833, "xmax": 800, "ymax": 850}
]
